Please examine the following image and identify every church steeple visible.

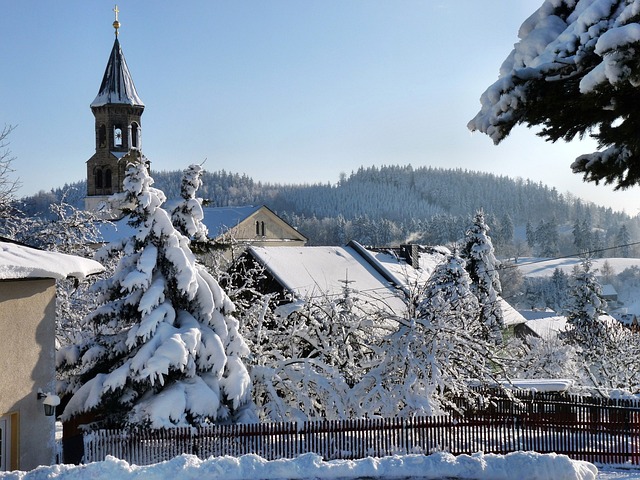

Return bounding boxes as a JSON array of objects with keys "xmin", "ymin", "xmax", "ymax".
[
  {"xmin": 91, "ymin": 6, "xmax": 143, "ymax": 109},
  {"xmin": 86, "ymin": 6, "xmax": 146, "ymax": 212}
]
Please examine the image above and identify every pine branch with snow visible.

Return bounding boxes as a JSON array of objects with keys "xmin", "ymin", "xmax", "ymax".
[{"xmin": 468, "ymin": 0, "xmax": 640, "ymax": 189}]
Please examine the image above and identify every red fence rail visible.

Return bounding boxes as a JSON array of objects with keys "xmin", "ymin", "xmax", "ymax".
[{"xmin": 82, "ymin": 393, "xmax": 640, "ymax": 466}]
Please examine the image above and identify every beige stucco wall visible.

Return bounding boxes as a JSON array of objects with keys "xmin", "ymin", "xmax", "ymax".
[{"xmin": 0, "ymin": 278, "xmax": 58, "ymax": 470}]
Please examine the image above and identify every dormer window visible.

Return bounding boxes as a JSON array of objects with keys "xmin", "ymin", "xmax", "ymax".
[{"xmin": 114, "ymin": 126, "xmax": 123, "ymax": 147}]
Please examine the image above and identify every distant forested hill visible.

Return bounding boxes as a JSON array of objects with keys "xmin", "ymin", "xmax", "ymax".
[{"xmin": 19, "ymin": 164, "xmax": 640, "ymax": 254}]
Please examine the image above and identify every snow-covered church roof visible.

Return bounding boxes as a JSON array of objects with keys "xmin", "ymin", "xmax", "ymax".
[
  {"xmin": 0, "ymin": 240, "xmax": 104, "ymax": 281},
  {"xmin": 91, "ymin": 37, "xmax": 144, "ymax": 108}
]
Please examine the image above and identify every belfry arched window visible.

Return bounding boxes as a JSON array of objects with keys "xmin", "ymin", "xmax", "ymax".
[
  {"xmin": 130, "ymin": 122, "xmax": 140, "ymax": 149},
  {"xmin": 98, "ymin": 124, "xmax": 107, "ymax": 148},
  {"xmin": 95, "ymin": 167, "xmax": 103, "ymax": 189},
  {"xmin": 113, "ymin": 126, "xmax": 123, "ymax": 147},
  {"xmin": 104, "ymin": 169, "xmax": 112, "ymax": 189}
]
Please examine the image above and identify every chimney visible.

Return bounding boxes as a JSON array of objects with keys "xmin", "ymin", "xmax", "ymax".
[{"xmin": 400, "ymin": 244, "xmax": 419, "ymax": 269}]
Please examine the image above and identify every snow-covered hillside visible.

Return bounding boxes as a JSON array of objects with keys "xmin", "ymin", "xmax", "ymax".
[
  {"xmin": 516, "ymin": 257, "xmax": 640, "ymax": 278},
  {"xmin": 515, "ymin": 256, "xmax": 640, "ymax": 317}
]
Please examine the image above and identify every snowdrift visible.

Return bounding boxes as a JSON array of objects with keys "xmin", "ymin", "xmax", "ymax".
[{"xmin": 0, "ymin": 451, "xmax": 597, "ymax": 480}]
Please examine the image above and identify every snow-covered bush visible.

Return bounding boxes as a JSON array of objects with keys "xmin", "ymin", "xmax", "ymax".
[{"xmin": 356, "ymin": 252, "xmax": 506, "ymax": 417}]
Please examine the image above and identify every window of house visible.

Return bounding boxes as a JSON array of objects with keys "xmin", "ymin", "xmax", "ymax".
[{"xmin": 0, "ymin": 413, "xmax": 18, "ymax": 472}]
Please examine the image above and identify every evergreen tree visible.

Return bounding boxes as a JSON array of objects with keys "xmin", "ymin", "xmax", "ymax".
[
  {"xmin": 535, "ymin": 218, "xmax": 560, "ymax": 258},
  {"xmin": 564, "ymin": 258, "xmax": 608, "ymax": 349},
  {"xmin": 525, "ymin": 221, "xmax": 536, "ymax": 250},
  {"xmin": 461, "ymin": 210, "xmax": 504, "ymax": 340},
  {"xmin": 549, "ymin": 268, "xmax": 570, "ymax": 313},
  {"xmin": 170, "ymin": 164, "xmax": 209, "ymax": 244},
  {"xmin": 615, "ymin": 224, "xmax": 631, "ymax": 257},
  {"xmin": 0, "ymin": 125, "xmax": 18, "ymax": 217},
  {"xmin": 60, "ymin": 157, "xmax": 254, "ymax": 428}
]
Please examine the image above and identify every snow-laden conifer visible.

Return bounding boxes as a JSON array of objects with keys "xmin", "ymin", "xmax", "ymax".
[
  {"xmin": 60, "ymin": 157, "xmax": 254, "ymax": 428},
  {"xmin": 468, "ymin": 0, "xmax": 640, "ymax": 189},
  {"xmin": 461, "ymin": 210, "xmax": 504, "ymax": 340},
  {"xmin": 564, "ymin": 258, "xmax": 607, "ymax": 342},
  {"xmin": 170, "ymin": 164, "xmax": 209, "ymax": 244}
]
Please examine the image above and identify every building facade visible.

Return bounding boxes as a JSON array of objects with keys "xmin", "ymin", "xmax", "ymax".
[{"xmin": 0, "ymin": 239, "xmax": 103, "ymax": 471}]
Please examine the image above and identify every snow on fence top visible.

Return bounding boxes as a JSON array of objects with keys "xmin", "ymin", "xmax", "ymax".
[{"xmin": 0, "ymin": 240, "xmax": 104, "ymax": 281}]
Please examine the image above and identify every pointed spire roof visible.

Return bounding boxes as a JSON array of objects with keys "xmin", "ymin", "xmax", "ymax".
[{"xmin": 91, "ymin": 34, "xmax": 144, "ymax": 108}]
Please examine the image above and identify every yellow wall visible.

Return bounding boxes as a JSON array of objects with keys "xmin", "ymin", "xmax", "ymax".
[{"xmin": 0, "ymin": 278, "xmax": 58, "ymax": 470}]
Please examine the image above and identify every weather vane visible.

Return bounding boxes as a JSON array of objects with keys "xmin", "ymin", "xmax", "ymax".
[{"xmin": 113, "ymin": 5, "xmax": 120, "ymax": 37}]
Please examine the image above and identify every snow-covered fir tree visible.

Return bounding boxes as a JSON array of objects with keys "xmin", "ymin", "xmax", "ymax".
[
  {"xmin": 461, "ymin": 210, "xmax": 504, "ymax": 341},
  {"xmin": 59, "ymin": 156, "xmax": 254, "ymax": 428},
  {"xmin": 170, "ymin": 164, "xmax": 209, "ymax": 244},
  {"xmin": 356, "ymin": 251, "xmax": 505, "ymax": 417},
  {"xmin": 564, "ymin": 258, "xmax": 608, "ymax": 344}
]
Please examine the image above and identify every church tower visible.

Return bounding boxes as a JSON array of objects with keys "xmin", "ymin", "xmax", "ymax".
[{"xmin": 85, "ymin": 6, "xmax": 145, "ymax": 212}]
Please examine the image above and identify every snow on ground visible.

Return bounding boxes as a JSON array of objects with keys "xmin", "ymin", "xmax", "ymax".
[
  {"xmin": 597, "ymin": 468, "xmax": 640, "ymax": 480},
  {"xmin": 0, "ymin": 452, "xmax": 601, "ymax": 480}
]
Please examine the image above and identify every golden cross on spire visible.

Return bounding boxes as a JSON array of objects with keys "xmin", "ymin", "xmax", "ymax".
[{"xmin": 113, "ymin": 5, "xmax": 121, "ymax": 37}]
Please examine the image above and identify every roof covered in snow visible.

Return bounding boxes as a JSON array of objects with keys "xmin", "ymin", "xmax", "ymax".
[
  {"xmin": 91, "ymin": 38, "xmax": 144, "ymax": 108},
  {"xmin": 201, "ymin": 206, "xmax": 262, "ymax": 237},
  {"xmin": 249, "ymin": 242, "xmax": 524, "ymax": 325},
  {"xmin": 0, "ymin": 240, "xmax": 104, "ymax": 281},
  {"xmin": 97, "ymin": 205, "xmax": 266, "ymax": 244},
  {"xmin": 249, "ymin": 244, "xmax": 408, "ymax": 314}
]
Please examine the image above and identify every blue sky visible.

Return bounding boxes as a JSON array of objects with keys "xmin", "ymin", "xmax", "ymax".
[{"xmin": 2, "ymin": 1, "xmax": 639, "ymax": 214}]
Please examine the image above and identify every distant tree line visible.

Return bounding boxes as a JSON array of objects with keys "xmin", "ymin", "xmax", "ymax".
[{"xmin": 15, "ymin": 164, "xmax": 640, "ymax": 256}]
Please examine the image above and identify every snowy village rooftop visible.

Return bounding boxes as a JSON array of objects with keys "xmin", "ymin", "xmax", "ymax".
[{"xmin": 0, "ymin": 240, "xmax": 104, "ymax": 281}]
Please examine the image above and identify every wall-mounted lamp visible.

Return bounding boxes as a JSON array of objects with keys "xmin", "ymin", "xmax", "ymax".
[{"xmin": 37, "ymin": 389, "xmax": 61, "ymax": 417}]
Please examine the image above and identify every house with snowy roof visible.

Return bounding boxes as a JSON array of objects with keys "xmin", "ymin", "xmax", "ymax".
[
  {"xmin": 98, "ymin": 205, "xmax": 307, "ymax": 259},
  {"xmin": 200, "ymin": 205, "xmax": 307, "ymax": 248},
  {"xmin": 243, "ymin": 241, "xmax": 526, "ymax": 327},
  {"xmin": 0, "ymin": 238, "xmax": 103, "ymax": 471}
]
